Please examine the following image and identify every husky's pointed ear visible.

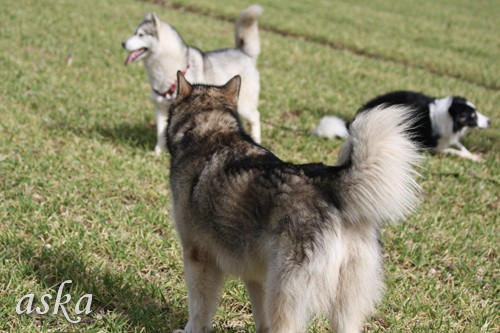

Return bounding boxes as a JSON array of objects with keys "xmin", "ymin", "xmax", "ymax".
[
  {"xmin": 176, "ymin": 70, "xmax": 192, "ymax": 98},
  {"xmin": 152, "ymin": 12, "xmax": 161, "ymax": 28},
  {"xmin": 144, "ymin": 12, "xmax": 153, "ymax": 20},
  {"xmin": 223, "ymin": 75, "xmax": 241, "ymax": 106}
]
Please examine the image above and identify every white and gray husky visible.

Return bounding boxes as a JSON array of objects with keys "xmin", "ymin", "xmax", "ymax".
[
  {"xmin": 167, "ymin": 72, "xmax": 422, "ymax": 333},
  {"xmin": 123, "ymin": 5, "xmax": 263, "ymax": 154}
]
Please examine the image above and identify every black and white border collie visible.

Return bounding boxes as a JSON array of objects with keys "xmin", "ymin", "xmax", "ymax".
[{"xmin": 315, "ymin": 91, "xmax": 490, "ymax": 161}]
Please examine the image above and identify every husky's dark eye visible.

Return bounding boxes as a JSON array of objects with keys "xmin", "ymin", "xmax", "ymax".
[{"xmin": 138, "ymin": 33, "xmax": 144, "ymax": 37}]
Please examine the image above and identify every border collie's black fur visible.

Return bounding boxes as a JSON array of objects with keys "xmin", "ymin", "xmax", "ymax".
[{"xmin": 316, "ymin": 91, "xmax": 490, "ymax": 161}]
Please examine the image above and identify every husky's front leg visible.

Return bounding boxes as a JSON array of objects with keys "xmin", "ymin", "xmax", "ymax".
[
  {"xmin": 151, "ymin": 94, "xmax": 170, "ymax": 155},
  {"xmin": 182, "ymin": 245, "xmax": 223, "ymax": 333},
  {"xmin": 239, "ymin": 107, "xmax": 261, "ymax": 144}
]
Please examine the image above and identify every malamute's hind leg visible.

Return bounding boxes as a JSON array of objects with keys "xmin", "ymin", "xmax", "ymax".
[
  {"xmin": 245, "ymin": 280, "xmax": 269, "ymax": 333},
  {"xmin": 329, "ymin": 313, "xmax": 364, "ymax": 333},
  {"xmin": 182, "ymin": 246, "xmax": 223, "ymax": 333},
  {"xmin": 265, "ymin": 267, "xmax": 310, "ymax": 333},
  {"xmin": 328, "ymin": 242, "xmax": 384, "ymax": 333}
]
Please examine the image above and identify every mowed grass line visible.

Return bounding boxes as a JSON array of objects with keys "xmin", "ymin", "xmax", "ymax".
[
  {"xmin": 150, "ymin": 0, "xmax": 500, "ymax": 90},
  {"xmin": 0, "ymin": 0, "xmax": 498, "ymax": 332}
]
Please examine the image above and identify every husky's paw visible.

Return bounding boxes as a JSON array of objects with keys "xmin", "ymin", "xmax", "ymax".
[{"xmin": 154, "ymin": 145, "xmax": 164, "ymax": 156}]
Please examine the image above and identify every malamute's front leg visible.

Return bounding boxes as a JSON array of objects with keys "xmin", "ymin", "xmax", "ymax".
[{"xmin": 182, "ymin": 245, "xmax": 223, "ymax": 333}]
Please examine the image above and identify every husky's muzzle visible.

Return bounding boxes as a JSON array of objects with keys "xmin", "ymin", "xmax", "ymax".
[{"xmin": 122, "ymin": 37, "xmax": 149, "ymax": 66}]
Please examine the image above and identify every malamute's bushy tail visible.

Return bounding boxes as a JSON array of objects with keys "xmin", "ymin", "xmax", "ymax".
[
  {"xmin": 235, "ymin": 4, "xmax": 263, "ymax": 63},
  {"xmin": 336, "ymin": 105, "xmax": 422, "ymax": 224}
]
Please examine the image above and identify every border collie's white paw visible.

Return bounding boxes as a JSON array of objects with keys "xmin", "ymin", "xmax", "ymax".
[{"xmin": 470, "ymin": 153, "xmax": 483, "ymax": 162}]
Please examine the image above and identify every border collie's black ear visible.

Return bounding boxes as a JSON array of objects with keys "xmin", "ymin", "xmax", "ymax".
[
  {"xmin": 176, "ymin": 70, "xmax": 192, "ymax": 98},
  {"xmin": 222, "ymin": 75, "xmax": 241, "ymax": 106},
  {"xmin": 453, "ymin": 96, "xmax": 467, "ymax": 103}
]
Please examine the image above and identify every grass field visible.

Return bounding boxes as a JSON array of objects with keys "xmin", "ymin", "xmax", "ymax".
[{"xmin": 0, "ymin": 0, "xmax": 498, "ymax": 332}]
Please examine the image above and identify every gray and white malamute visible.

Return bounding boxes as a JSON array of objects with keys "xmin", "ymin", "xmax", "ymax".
[
  {"xmin": 122, "ymin": 5, "xmax": 263, "ymax": 154},
  {"xmin": 167, "ymin": 72, "xmax": 422, "ymax": 333}
]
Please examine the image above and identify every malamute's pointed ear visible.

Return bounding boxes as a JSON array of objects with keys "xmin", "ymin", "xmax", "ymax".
[
  {"xmin": 176, "ymin": 70, "xmax": 192, "ymax": 98},
  {"xmin": 144, "ymin": 12, "xmax": 153, "ymax": 20},
  {"xmin": 222, "ymin": 75, "xmax": 241, "ymax": 107}
]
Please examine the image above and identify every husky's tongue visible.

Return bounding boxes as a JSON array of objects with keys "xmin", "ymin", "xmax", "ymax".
[{"xmin": 124, "ymin": 49, "xmax": 145, "ymax": 66}]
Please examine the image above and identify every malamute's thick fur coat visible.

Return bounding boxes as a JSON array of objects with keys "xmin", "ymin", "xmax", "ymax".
[
  {"xmin": 167, "ymin": 73, "xmax": 421, "ymax": 333},
  {"xmin": 123, "ymin": 5, "xmax": 263, "ymax": 154}
]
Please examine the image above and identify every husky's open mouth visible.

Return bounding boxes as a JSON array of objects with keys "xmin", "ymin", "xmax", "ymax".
[{"xmin": 124, "ymin": 48, "xmax": 148, "ymax": 65}]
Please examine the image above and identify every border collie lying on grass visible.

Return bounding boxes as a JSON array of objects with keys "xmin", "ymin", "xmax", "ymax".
[{"xmin": 315, "ymin": 91, "xmax": 490, "ymax": 161}]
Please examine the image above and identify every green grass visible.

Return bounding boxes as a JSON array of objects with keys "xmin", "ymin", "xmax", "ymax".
[
  {"xmin": 158, "ymin": 0, "xmax": 500, "ymax": 90},
  {"xmin": 0, "ymin": 0, "xmax": 498, "ymax": 332}
]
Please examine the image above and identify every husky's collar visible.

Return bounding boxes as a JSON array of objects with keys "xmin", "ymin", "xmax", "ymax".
[{"xmin": 154, "ymin": 64, "xmax": 190, "ymax": 99}]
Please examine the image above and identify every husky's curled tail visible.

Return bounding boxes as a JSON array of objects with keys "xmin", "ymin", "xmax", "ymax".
[
  {"xmin": 235, "ymin": 5, "xmax": 263, "ymax": 63},
  {"xmin": 336, "ymin": 105, "xmax": 422, "ymax": 225}
]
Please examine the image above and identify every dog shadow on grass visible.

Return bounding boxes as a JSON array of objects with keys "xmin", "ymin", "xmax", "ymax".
[
  {"xmin": 16, "ymin": 243, "xmax": 186, "ymax": 332},
  {"xmin": 47, "ymin": 119, "xmax": 158, "ymax": 152},
  {"xmin": 15, "ymin": 243, "xmax": 255, "ymax": 332},
  {"xmin": 93, "ymin": 122, "xmax": 157, "ymax": 152}
]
